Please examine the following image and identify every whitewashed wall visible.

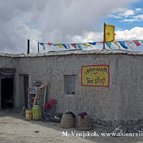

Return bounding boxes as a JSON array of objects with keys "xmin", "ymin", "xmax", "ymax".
[{"xmin": 1, "ymin": 51, "xmax": 143, "ymax": 122}]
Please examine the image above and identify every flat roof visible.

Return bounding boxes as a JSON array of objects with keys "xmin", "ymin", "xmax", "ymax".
[{"xmin": 0, "ymin": 49, "xmax": 143, "ymax": 58}]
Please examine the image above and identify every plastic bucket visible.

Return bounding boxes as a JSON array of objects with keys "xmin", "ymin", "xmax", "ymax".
[
  {"xmin": 32, "ymin": 105, "xmax": 42, "ymax": 120},
  {"xmin": 25, "ymin": 109, "xmax": 32, "ymax": 121}
]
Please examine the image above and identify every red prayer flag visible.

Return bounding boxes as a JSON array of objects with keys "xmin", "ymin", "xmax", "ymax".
[
  {"xmin": 71, "ymin": 43, "xmax": 77, "ymax": 49},
  {"xmin": 47, "ymin": 42, "xmax": 52, "ymax": 46},
  {"xmin": 133, "ymin": 40, "xmax": 141, "ymax": 46}
]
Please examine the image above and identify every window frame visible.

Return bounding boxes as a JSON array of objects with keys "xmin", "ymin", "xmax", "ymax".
[{"xmin": 64, "ymin": 75, "xmax": 76, "ymax": 95}]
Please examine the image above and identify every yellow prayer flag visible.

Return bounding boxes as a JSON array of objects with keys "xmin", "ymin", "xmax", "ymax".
[
  {"xmin": 82, "ymin": 43, "xmax": 92, "ymax": 47},
  {"xmin": 56, "ymin": 44, "xmax": 64, "ymax": 48},
  {"xmin": 104, "ymin": 24, "xmax": 115, "ymax": 42},
  {"xmin": 113, "ymin": 41, "xmax": 120, "ymax": 49}
]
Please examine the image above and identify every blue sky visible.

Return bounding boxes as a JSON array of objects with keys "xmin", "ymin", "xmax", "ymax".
[{"xmin": 105, "ymin": 0, "xmax": 143, "ymax": 30}]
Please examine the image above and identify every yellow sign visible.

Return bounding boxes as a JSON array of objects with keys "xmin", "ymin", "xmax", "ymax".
[{"xmin": 81, "ymin": 65, "xmax": 109, "ymax": 87}]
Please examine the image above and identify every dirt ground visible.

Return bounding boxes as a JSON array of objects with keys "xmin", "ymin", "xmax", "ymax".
[{"xmin": 0, "ymin": 111, "xmax": 143, "ymax": 143}]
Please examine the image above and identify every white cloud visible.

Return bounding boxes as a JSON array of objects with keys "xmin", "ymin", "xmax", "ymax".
[
  {"xmin": 72, "ymin": 27, "xmax": 143, "ymax": 42},
  {"xmin": 72, "ymin": 31, "xmax": 103, "ymax": 42},
  {"xmin": 108, "ymin": 8, "xmax": 136, "ymax": 21},
  {"xmin": 109, "ymin": 6, "xmax": 143, "ymax": 23},
  {"xmin": 114, "ymin": 8, "xmax": 134, "ymax": 15},
  {"xmin": 123, "ymin": 10, "xmax": 134, "ymax": 17},
  {"xmin": 122, "ymin": 14, "xmax": 143, "ymax": 22},
  {"xmin": 115, "ymin": 27, "xmax": 143, "ymax": 40},
  {"xmin": 0, "ymin": 0, "xmax": 135, "ymax": 53},
  {"xmin": 135, "ymin": 8, "xmax": 142, "ymax": 11},
  {"xmin": 108, "ymin": 14, "xmax": 122, "ymax": 19},
  {"xmin": 122, "ymin": 18, "xmax": 136, "ymax": 22},
  {"xmin": 134, "ymin": 14, "xmax": 143, "ymax": 20}
]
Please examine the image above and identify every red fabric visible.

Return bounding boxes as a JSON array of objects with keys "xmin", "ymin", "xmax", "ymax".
[
  {"xmin": 44, "ymin": 99, "xmax": 57, "ymax": 109},
  {"xmin": 44, "ymin": 103, "xmax": 52, "ymax": 109},
  {"xmin": 49, "ymin": 99, "xmax": 57, "ymax": 105}
]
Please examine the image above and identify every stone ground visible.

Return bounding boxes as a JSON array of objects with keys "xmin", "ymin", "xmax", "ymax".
[{"xmin": 0, "ymin": 111, "xmax": 143, "ymax": 143}]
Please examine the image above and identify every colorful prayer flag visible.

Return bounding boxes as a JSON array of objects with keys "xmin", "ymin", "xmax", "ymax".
[
  {"xmin": 56, "ymin": 44, "xmax": 65, "ymax": 48},
  {"xmin": 66, "ymin": 44, "xmax": 70, "ymax": 49},
  {"xmin": 104, "ymin": 23, "xmax": 115, "ymax": 42},
  {"xmin": 77, "ymin": 43, "xmax": 83, "ymax": 50},
  {"xmin": 89, "ymin": 42, "xmax": 96, "ymax": 45},
  {"xmin": 119, "ymin": 41, "xmax": 128, "ymax": 49},
  {"xmin": 140, "ymin": 40, "xmax": 143, "ymax": 44},
  {"xmin": 39, "ymin": 43, "xmax": 45, "ymax": 50},
  {"xmin": 113, "ymin": 41, "xmax": 120, "ymax": 49},
  {"xmin": 125, "ymin": 41, "xmax": 136, "ymax": 49},
  {"xmin": 106, "ymin": 42, "xmax": 112, "ymax": 49},
  {"xmin": 71, "ymin": 43, "xmax": 77, "ymax": 49},
  {"xmin": 47, "ymin": 42, "xmax": 52, "ymax": 46},
  {"xmin": 39, "ymin": 43, "xmax": 44, "ymax": 46},
  {"xmin": 62, "ymin": 44, "xmax": 67, "ymax": 49},
  {"xmin": 82, "ymin": 43, "xmax": 92, "ymax": 47},
  {"xmin": 133, "ymin": 40, "xmax": 141, "ymax": 46}
]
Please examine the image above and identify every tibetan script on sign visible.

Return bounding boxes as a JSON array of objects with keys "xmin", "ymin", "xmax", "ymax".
[{"xmin": 81, "ymin": 65, "xmax": 109, "ymax": 87}]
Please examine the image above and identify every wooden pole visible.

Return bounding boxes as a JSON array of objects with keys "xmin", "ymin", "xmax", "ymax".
[
  {"xmin": 38, "ymin": 42, "xmax": 40, "ymax": 53},
  {"xmin": 43, "ymin": 86, "xmax": 47, "ymax": 114},
  {"xmin": 27, "ymin": 39, "xmax": 30, "ymax": 54},
  {"xmin": 103, "ymin": 23, "xmax": 106, "ymax": 49}
]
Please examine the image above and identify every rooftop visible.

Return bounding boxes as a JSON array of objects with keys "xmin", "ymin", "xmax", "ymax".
[{"xmin": 0, "ymin": 49, "xmax": 143, "ymax": 58}]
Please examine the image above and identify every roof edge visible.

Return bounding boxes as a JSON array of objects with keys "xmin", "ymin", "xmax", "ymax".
[{"xmin": 0, "ymin": 49, "xmax": 143, "ymax": 58}]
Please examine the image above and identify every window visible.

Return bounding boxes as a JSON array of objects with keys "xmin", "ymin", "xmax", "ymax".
[{"xmin": 64, "ymin": 75, "xmax": 76, "ymax": 95}]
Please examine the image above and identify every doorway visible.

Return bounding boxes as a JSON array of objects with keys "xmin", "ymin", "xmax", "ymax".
[
  {"xmin": 1, "ymin": 78, "xmax": 14, "ymax": 109},
  {"xmin": 23, "ymin": 75, "xmax": 29, "ymax": 108}
]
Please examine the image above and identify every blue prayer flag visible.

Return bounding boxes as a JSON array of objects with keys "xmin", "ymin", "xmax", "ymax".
[{"xmin": 119, "ymin": 41, "xmax": 128, "ymax": 49}]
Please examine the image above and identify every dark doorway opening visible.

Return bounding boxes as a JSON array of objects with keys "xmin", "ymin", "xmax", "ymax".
[
  {"xmin": 23, "ymin": 75, "xmax": 29, "ymax": 108},
  {"xmin": 1, "ymin": 78, "xmax": 14, "ymax": 109}
]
